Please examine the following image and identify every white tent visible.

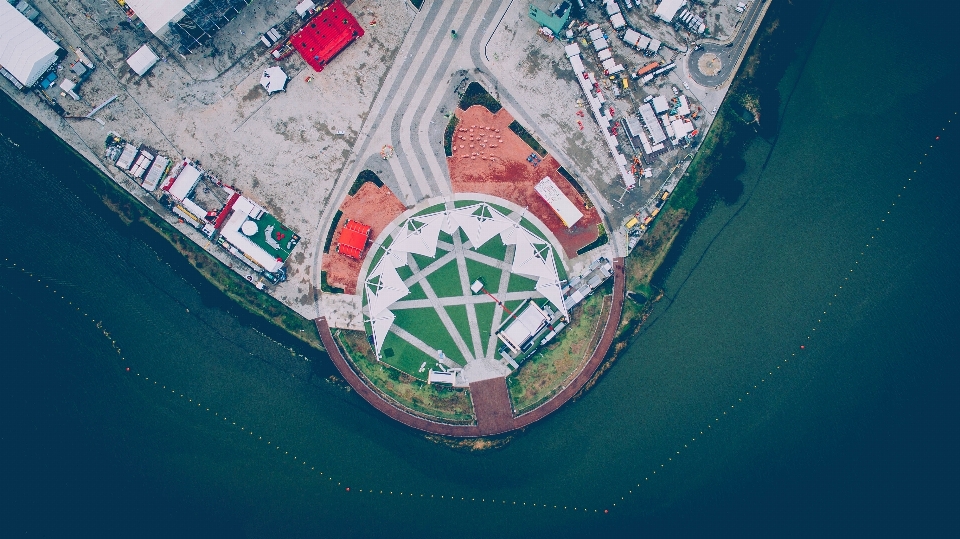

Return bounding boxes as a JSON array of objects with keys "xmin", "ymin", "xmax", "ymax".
[
  {"xmin": 450, "ymin": 204, "xmax": 512, "ymax": 249},
  {"xmin": 365, "ymin": 260, "xmax": 410, "ymax": 317},
  {"xmin": 260, "ymin": 66, "xmax": 287, "ymax": 94},
  {"xmin": 124, "ymin": 0, "xmax": 192, "ymax": 35},
  {"xmin": 0, "ymin": 1, "xmax": 60, "ymax": 87},
  {"xmin": 392, "ymin": 213, "xmax": 444, "ymax": 258},
  {"xmin": 368, "ymin": 310, "xmax": 395, "ymax": 356},
  {"xmin": 127, "ymin": 45, "xmax": 159, "ymax": 77}
]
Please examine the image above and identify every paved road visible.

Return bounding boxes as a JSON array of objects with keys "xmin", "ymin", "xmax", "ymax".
[
  {"xmin": 687, "ymin": 0, "xmax": 767, "ymax": 87},
  {"xmin": 311, "ymin": 1, "xmax": 506, "ymax": 310}
]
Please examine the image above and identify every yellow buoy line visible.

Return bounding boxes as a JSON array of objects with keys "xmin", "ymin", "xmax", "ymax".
[
  {"xmin": 606, "ymin": 112, "xmax": 954, "ymax": 510},
  {"xmin": 1, "ymin": 259, "xmax": 608, "ymax": 514},
  {"xmin": 6, "ymin": 114, "xmax": 950, "ymax": 516}
]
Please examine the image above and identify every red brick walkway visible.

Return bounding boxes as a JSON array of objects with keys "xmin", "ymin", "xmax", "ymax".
[{"xmin": 315, "ymin": 257, "xmax": 625, "ymax": 437}]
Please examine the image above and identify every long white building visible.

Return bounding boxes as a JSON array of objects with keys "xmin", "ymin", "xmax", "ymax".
[{"xmin": 0, "ymin": 1, "xmax": 60, "ymax": 88}]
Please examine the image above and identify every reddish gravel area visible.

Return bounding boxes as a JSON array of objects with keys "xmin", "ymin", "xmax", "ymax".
[
  {"xmin": 322, "ymin": 182, "xmax": 406, "ymax": 294},
  {"xmin": 314, "ymin": 257, "xmax": 626, "ymax": 437},
  {"xmin": 447, "ymin": 105, "xmax": 602, "ymax": 258}
]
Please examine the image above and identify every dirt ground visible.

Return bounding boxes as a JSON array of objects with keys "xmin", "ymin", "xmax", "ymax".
[
  {"xmin": 447, "ymin": 105, "xmax": 601, "ymax": 258},
  {"xmin": 322, "ymin": 181, "xmax": 406, "ymax": 294}
]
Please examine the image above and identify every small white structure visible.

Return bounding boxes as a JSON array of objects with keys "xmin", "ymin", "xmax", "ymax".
[
  {"xmin": 295, "ymin": 0, "xmax": 316, "ymax": 18},
  {"xmin": 676, "ymin": 95, "xmax": 691, "ymax": 116},
  {"xmin": 654, "ymin": 0, "xmax": 686, "ymax": 22},
  {"xmin": 59, "ymin": 79, "xmax": 80, "ymax": 100},
  {"xmin": 259, "ymin": 66, "xmax": 287, "ymax": 94},
  {"xmin": 610, "ymin": 13, "xmax": 626, "ymax": 29},
  {"xmin": 0, "ymin": 1, "xmax": 60, "ymax": 88},
  {"xmin": 127, "ymin": 45, "xmax": 159, "ymax": 77},
  {"xmin": 652, "ymin": 95, "xmax": 670, "ymax": 114},
  {"xmin": 124, "ymin": 0, "xmax": 192, "ymax": 36},
  {"xmin": 535, "ymin": 177, "xmax": 584, "ymax": 228}
]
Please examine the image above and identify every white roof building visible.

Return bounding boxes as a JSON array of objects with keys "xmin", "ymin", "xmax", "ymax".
[
  {"xmin": 677, "ymin": 95, "xmax": 691, "ymax": 116},
  {"xmin": 639, "ymin": 104, "xmax": 667, "ymax": 144},
  {"xmin": 219, "ymin": 196, "xmax": 284, "ymax": 273},
  {"xmin": 126, "ymin": 44, "xmax": 159, "ymax": 77},
  {"xmin": 498, "ymin": 300, "xmax": 550, "ymax": 354},
  {"xmin": 166, "ymin": 164, "xmax": 202, "ymax": 202},
  {"xmin": 652, "ymin": 95, "xmax": 670, "ymax": 114},
  {"xmin": 610, "ymin": 13, "xmax": 626, "ymax": 29},
  {"xmin": 622, "ymin": 29, "xmax": 642, "ymax": 47},
  {"xmin": 654, "ymin": 0, "xmax": 686, "ymax": 22},
  {"xmin": 535, "ymin": 177, "xmax": 584, "ymax": 228},
  {"xmin": 0, "ymin": 1, "xmax": 60, "ymax": 88},
  {"xmin": 124, "ymin": 0, "xmax": 192, "ymax": 36}
]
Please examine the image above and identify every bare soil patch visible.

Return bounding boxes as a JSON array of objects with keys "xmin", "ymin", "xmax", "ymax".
[
  {"xmin": 322, "ymin": 181, "xmax": 406, "ymax": 293},
  {"xmin": 447, "ymin": 106, "xmax": 602, "ymax": 258}
]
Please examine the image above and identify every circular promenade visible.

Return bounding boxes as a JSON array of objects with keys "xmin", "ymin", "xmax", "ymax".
[{"xmin": 317, "ymin": 196, "xmax": 625, "ymax": 437}]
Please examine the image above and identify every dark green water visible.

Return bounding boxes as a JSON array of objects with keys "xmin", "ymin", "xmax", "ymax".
[{"xmin": 2, "ymin": 0, "xmax": 958, "ymax": 535}]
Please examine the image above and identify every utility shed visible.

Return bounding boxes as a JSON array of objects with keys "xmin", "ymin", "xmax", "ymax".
[
  {"xmin": 535, "ymin": 177, "xmax": 584, "ymax": 228},
  {"xmin": 124, "ymin": 0, "xmax": 192, "ymax": 36},
  {"xmin": 126, "ymin": 44, "xmax": 159, "ymax": 76},
  {"xmin": 0, "ymin": 1, "xmax": 60, "ymax": 88},
  {"xmin": 610, "ymin": 13, "xmax": 626, "ymax": 29}
]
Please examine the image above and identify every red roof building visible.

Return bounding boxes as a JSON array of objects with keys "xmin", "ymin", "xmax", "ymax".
[
  {"xmin": 292, "ymin": 0, "xmax": 364, "ymax": 73},
  {"xmin": 337, "ymin": 219, "xmax": 371, "ymax": 260}
]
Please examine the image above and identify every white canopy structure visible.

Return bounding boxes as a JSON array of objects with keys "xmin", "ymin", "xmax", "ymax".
[
  {"xmin": 260, "ymin": 66, "xmax": 287, "ymax": 94},
  {"xmin": 367, "ymin": 310, "xmax": 395, "ymax": 356},
  {"xmin": 363, "ymin": 203, "xmax": 568, "ymax": 357},
  {"xmin": 365, "ymin": 260, "xmax": 410, "ymax": 317},
  {"xmin": 124, "ymin": 0, "xmax": 192, "ymax": 35},
  {"xmin": 391, "ymin": 213, "xmax": 444, "ymax": 258},
  {"xmin": 0, "ymin": 1, "xmax": 60, "ymax": 88},
  {"xmin": 127, "ymin": 44, "xmax": 159, "ymax": 77}
]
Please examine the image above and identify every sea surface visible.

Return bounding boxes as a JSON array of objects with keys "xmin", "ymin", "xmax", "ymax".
[{"xmin": 1, "ymin": 0, "xmax": 958, "ymax": 535}]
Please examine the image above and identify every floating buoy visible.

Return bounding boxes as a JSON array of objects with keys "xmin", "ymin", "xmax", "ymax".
[
  {"xmin": 604, "ymin": 509, "xmax": 609, "ymax": 514},
  {"xmin": 126, "ymin": 367, "xmax": 130, "ymax": 371},
  {"xmin": 346, "ymin": 487, "xmax": 350, "ymax": 492},
  {"xmin": 800, "ymin": 345, "xmax": 805, "ymax": 349}
]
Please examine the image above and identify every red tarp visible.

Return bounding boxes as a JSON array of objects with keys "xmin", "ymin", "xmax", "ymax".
[
  {"xmin": 337, "ymin": 219, "xmax": 371, "ymax": 260},
  {"xmin": 292, "ymin": 0, "xmax": 364, "ymax": 73},
  {"xmin": 213, "ymin": 192, "xmax": 240, "ymax": 230}
]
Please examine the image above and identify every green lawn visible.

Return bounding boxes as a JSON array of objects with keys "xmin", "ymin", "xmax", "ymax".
[
  {"xmin": 395, "ymin": 265, "xmax": 413, "ymax": 280},
  {"xmin": 444, "ymin": 305, "xmax": 473, "ymax": 354},
  {"xmin": 507, "ymin": 273, "xmax": 538, "ymax": 293},
  {"xmin": 465, "ymin": 258, "xmax": 501, "ymax": 293},
  {"xmin": 474, "ymin": 301, "xmax": 497, "ymax": 357},
  {"xmin": 381, "ymin": 306, "xmax": 468, "ymax": 377},
  {"xmin": 411, "ymin": 248, "xmax": 447, "ymax": 272},
  {"xmin": 402, "ymin": 281, "xmax": 428, "ymax": 301},
  {"xmin": 474, "ymin": 237, "xmax": 507, "ymax": 262},
  {"xmin": 425, "ymin": 259, "xmax": 465, "ymax": 298}
]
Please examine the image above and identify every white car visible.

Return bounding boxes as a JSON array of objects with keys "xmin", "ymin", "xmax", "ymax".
[
  {"xmin": 711, "ymin": 107, "xmax": 718, "ymax": 115},
  {"xmin": 683, "ymin": 81, "xmax": 690, "ymax": 90},
  {"xmin": 671, "ymin": 86, "xmax": 679, "ymax": 95}
]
